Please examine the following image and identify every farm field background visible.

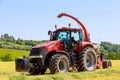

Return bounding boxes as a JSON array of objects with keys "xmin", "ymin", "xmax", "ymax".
[
  {"xmin": 0, "ymin": 48, "xmax": 29, "ymax": 59},
  {"xmin": 0, "ymin": 48, "xmax": 120, "ymax": 80}
]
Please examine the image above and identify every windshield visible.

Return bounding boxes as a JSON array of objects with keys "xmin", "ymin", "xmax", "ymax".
[
  {"xmin": 51, "ymin": 30, "xmax": 84, "ymax": 42},
  {"xmin": 57, "ymin": 31, "xmax": 70, "ymax": 41}
]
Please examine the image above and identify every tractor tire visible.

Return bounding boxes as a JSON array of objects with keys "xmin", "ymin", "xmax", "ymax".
[
  {"xmin": 77, "ymin": 47, "xmax": 97, "ymax": 71},
  {"xmin": 49, "ymin": 54, "xmax": 69, "ymax": 74},
  {"xmin": 28, "ymin": 63, "xmax": 41, "ymax": 75},
  {"xmin": 28, "ymin": 58, "xmax": 47, "ymax": 75},
  {"xmin": 40, "ymin": 68, "xmax": 47, "ymax": 74},
  {"xmin": 103, "ymin": 60, "xmax": 112, "ymax": 69},
  {"xmin": 29, "ymin": 64, "xmax": 47, "ymax": 75}
]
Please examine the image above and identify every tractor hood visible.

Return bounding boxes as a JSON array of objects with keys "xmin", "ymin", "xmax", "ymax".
[
  {"xmin": 32, "ymin": 40, "xmax": 61, "ymax": 52},
  {"xmin": 29, "ymin": 40, "xmax": 61, "ymax": 66}
]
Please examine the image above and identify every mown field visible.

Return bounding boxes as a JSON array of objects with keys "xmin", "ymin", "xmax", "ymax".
[
  {"xmin": 0, "ymin": 48, "xmax": 120, "ymax": 80},
  {"xmin": 0, "ymin": 61, "xmax": 120, "ymax": 80}
]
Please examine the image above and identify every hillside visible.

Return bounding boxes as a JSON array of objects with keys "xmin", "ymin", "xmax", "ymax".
[
  {"xmin": 0, "ymin": 33, "xmax": 47, "ymax": 51},
  {"xmin": 100, "ymin": 42, "xmax": 120, "ymax": 59}
]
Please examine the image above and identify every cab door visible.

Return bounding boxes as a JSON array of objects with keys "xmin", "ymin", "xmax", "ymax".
[{"xmin": 71, "ymin": 30, "xmax": 83, "ymax": 51}]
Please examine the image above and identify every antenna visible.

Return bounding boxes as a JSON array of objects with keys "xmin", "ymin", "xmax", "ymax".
[{"xmin": 68, "ymin": 23, "xmax": 71, "ymax": 29}]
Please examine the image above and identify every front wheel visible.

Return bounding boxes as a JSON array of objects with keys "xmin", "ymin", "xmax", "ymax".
[
  {"xmin": 49, "ymin": 54, "xmax": 69, "ymax": 74},
  {"xmin": 28, "ymin": 63, "xmax": 40, "ymax": 75},
  {"xmin": 28, "ymin": 63, "xmax": 47, "ymax": 75}
]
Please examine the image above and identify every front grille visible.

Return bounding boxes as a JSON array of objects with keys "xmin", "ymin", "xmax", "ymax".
[
  {"xmin": 30, "ymin": 48, "xmax": 39, "ymax": 56},
  {"xmin": 29, "ymin": 47, "xmax": 48, "ymax": 65},
  {"xmin": 29, "ymin": 47, "xmax": 48, "ymax": 57}
]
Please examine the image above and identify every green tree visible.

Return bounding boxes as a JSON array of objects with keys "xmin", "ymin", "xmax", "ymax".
[
  {"xmin": 100, "ymin": 46, "xmax": 108, "ymax": 54},
  {"xmin": 107, "ymin": 52, "xmax": 117, "ymax": 60},
  {"xmin": 4, "ymin": 33, "xmax": 9, "ymax": 40}
]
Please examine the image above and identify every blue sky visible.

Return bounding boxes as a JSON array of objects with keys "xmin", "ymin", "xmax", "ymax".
[{"xmin": 0, "ymin": 0, "xmax": 120, "ymax": 44}]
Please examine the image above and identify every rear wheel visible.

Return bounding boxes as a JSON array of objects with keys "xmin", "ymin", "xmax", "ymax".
[
  {"xmin": 49, "ymin": 54, "xmax": 69, "ymax": 74},
  {"xmin": 103, "ymin": 60, "xmax": 112, "ymax": 68},
  {"xmin": 77, "ymin": 47, "xmax": 97, "ymax": 71}
]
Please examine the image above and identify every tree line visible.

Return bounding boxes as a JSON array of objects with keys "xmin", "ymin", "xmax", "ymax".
[
  {"xmin": 100, "ymin": 42, "xmax": 120, "ymax": 60},
  {"xmin": 0, "ymin": 33, "xmax": 47, "ymax": 51}
]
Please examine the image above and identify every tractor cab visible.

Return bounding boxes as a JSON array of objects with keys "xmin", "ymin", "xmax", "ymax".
[
  {"xmin": 48, "ymin": 26, "xmax": 84, "ymax": 51},
  {"xmin": 55, "ymin": 27, "xmax": 84, "ymax": 41}
]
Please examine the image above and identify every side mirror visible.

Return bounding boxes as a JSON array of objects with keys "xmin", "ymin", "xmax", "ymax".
[{"xmin": 48, "ymin": 30, "xmax": 52, "ymax": 35}]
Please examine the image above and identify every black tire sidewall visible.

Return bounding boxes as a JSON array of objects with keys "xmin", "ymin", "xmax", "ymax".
[
  {"xmin": 57, "ymin": 55, "xmax": 69, "ymax": 72},
  {"xmin": 84, "ymin": 48, "xmax": 97, "ymax": 71},
  {"xmin": 49, "ymin": 54, "xmax": 69, "ymax": 74},
  {"xmin": 107, "ymin": 60, "xmax": 112, "ymax": 68}
]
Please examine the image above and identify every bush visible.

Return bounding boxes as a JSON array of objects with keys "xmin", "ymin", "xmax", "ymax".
[{"xmin": 0, "ymin": 54, "xmax": 15, "ymax": 61}]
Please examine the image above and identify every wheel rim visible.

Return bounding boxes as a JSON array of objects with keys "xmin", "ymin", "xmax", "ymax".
[
  {"xmin": 108, "ymin": 61, "xmax": 111, "ymax": 68},
  {"xmin": 86, "ymin": 55, "xmax": 91, "ymax": 67},
  {"xmin": 85, "ymin": 51, "xmax": 96, "ymax": 70},
  {"xmin": 58, "ymin": 58, "xmax": 67, "ymax": 72}
]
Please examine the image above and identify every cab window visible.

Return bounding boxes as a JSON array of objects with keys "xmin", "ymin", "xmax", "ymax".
[
  {"xmin": 57, "ymin": 31, "xmax": 70, "ymax": 41},
  {"xmin": 71, "ymin": 31, "xmax": 79, "ymax": 41}
]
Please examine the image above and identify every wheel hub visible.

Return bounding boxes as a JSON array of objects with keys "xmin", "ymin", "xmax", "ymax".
[
  {"xmin": 86, "ymin": 56, "xmax": 91, "ymax": 67},
  {"xmin": 59, "ymin": 58, "xmax": 67, "ymax": 72},
  {"xmin": 85, "ymin": 51, "xmax": 96, "ymax": 70}
]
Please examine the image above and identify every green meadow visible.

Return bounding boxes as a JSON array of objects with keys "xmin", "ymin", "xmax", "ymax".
[{"xmin": 0, "ymin": 48, "xmax": 29, "ymax": 60}]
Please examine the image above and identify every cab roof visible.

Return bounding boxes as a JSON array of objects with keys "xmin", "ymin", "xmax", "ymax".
[{"xmin": 57, "ymin": 27, "xmax": 81, "ymax": 31}]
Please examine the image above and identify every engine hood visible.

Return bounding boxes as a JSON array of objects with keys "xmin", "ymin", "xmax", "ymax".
[{"xmin": 32, "ymin": 40, "xmax": 61, "ymax": 52}]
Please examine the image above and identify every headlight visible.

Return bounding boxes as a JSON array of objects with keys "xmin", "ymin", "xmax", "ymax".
[{"xmin": 29, "ymin": 55, "xmax": 43, "ymax": 58}]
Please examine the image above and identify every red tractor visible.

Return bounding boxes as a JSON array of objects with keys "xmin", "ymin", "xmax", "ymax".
[{"xmin": 15, "ymin": 13, "xmax": 112, "ymax": 74}]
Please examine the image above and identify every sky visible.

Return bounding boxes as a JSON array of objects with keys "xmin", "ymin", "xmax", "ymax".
[{"xmin": 0, "ymin": 0, "xmax": 120, "ymax": 44}]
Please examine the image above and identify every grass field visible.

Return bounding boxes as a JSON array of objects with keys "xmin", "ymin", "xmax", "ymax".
[
  {"xmin": 0, "ymin": 48, "xmax": 29, "ymax": 59},
  {"xmin": 0, "ymin": 60, "xmax": 120, "ymax": 80}
]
